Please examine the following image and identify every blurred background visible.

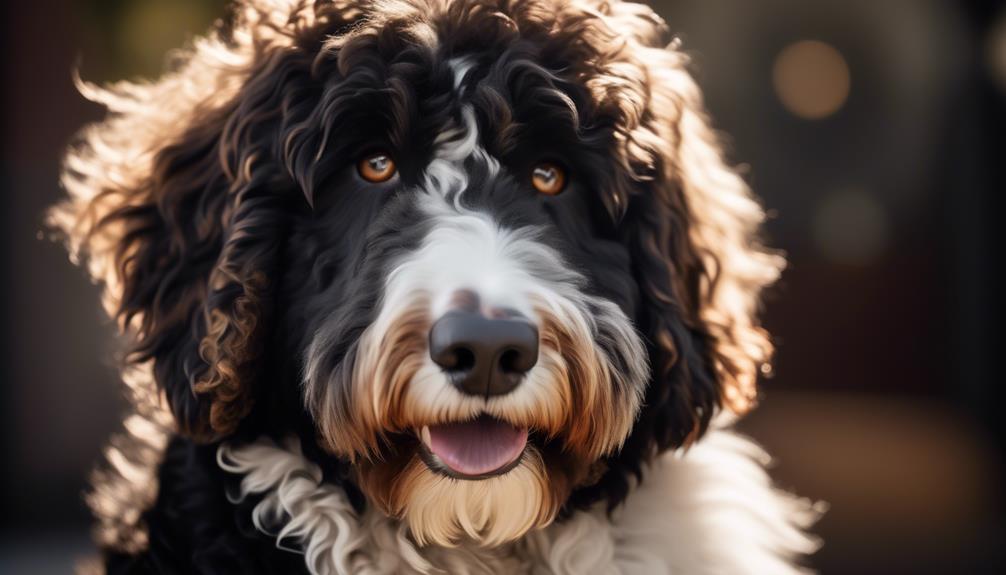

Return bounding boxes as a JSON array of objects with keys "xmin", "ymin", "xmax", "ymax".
[{"xmin": 1, "ymin": 0, "xmax": 1003, "ymax": 572}]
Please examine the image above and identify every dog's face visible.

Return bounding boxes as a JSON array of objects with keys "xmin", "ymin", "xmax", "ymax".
[
  {"xmin": 288, "ymin": 53, "xmax": 650, "ymax": 543},
  {"xmin": 53, "ymin": 0, "xmax": 784, "ymax": 548}
]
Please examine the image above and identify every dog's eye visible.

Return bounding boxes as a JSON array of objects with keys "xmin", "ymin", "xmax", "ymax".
[
  {"xmin": 358, "ymin": 153, "xmax": 397, "ymax": 183},
  {"xmin": 531, "ymin": 162, "xmax": 566, "ymax": 195}
]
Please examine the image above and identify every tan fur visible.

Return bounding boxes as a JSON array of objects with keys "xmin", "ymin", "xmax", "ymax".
[
  {"xmin": 84, "ymin": 364, "xmax": 174, "ymax": 553},
  {"xmin": 384, "ymin": 447, "xmax": 557, "ymax": 547}
]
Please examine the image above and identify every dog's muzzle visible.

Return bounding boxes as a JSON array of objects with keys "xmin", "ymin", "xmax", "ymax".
[{"xmin": 423, "ymin": 289, "xmax": 539, "ymax": 478}]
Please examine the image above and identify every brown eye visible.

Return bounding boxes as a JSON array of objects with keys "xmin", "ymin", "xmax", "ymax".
[
  {"xmin": 357, "ymin": 153, "xmax": 397, "ymax": 182},
  {"xmin": 531, "ymin": 162, "xmax": 567, "ymax": 195}
]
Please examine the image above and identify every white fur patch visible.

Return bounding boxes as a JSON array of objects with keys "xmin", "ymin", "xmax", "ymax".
[
  {"xmin": 448, "ymin": 56, "xmax": 476, "ymax": 92},
  {"xmin": 422, "ymin": 105, "xmax": 499, "ymax": 202},
  {"xmin": 218, "ymin": 427, "xmax": 821, "ymax": 575}
]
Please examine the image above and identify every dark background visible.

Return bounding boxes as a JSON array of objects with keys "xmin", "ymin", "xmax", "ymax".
[{"xmin": 2, "ymin": 0, "xmax": 1004, "ymax": 572}]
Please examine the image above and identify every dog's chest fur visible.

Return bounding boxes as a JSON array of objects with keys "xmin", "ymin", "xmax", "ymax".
[{"xmin": 209, "ymin": 428, "xmax": 819, "ymax": 575}]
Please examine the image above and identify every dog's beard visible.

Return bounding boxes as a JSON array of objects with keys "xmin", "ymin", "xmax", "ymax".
[{"xmin": 360, "ymin": 445, "xmax": 560, "ymax": 547}]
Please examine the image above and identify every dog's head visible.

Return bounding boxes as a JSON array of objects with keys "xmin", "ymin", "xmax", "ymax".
[{"xmin": 53, "ymin": 0, "xmax": 783, "ymax": 547}]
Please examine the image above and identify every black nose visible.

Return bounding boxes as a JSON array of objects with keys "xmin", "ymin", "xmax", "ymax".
[{"xmin": 429, "ymin": 310, "xmax": 539, "ymax": 398}]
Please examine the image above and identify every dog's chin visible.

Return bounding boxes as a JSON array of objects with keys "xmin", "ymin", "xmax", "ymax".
[
  {"xmin": 390, "ymin": 443, "xmax": 559, "ymax": 547},
  {"xmin": 354, "ymin": 414, "xmax": 571, "ymax": 548}
]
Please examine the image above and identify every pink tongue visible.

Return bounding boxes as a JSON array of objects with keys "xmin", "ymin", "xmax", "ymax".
[{"xmin": 426, "ymin": 415, "xmax": 528, "ymax": 476}]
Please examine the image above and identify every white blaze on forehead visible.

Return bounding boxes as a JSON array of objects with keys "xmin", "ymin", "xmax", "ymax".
[
  {"xmin": 448, "ymin": 56, "xmax": 476, "ymax": 92},
  {"xmin": 422, "ymin": 56, "xmax": 498, "ymax": 201},
  {"xmin": 409, "ymin": 60, "xmax": 539, "ymax": 319},
  {"xmin": 422, "ymin": 106, "xmax": 479, "ymax": 199},
  {"xmin": 385, "ymin": 201, "xmax": 584, "ymax": 321},
  {"xmin": 423, "ymin": 105, "xmax": 500, "ymax": 200}
]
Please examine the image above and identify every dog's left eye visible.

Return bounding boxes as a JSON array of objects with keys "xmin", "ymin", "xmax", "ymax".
[
  {"xmin": 531, "ymin": 162, "xmax": 567, "ymax": 195},
  {"xmin": 358, "ymin": 153, "xmax": 397, "ymax": 183}
]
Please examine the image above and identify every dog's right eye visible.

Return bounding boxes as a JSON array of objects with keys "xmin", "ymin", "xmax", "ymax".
[
  {"xmin": 357, "ymin": 153, "xmax": 397, "ymax": 183},
  {"xmin": 531, "ymin": 162, "xmax": 567, "ymax": 195}
]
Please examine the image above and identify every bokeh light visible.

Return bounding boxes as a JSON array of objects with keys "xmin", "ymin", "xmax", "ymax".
[{"xmin": 773, "ymin": 40, "xmax": 851, "ymax": 120}]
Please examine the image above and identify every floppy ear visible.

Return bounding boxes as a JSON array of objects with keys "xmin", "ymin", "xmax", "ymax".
[
  {"xmin": 48, "ymin": 5, "xmax": 324, "ymax": 440},
  {"xmin": 625, "ymin": 45, "xmax": 785, "ymax": 445},
  {"xmin": 584, "ymin": 1, "xmax": 785, "ymax": 490},
  {"xmin": 647, "ymin": 53, "xmax": 787, "ymax": 421},
  {"xmin": 644, "ymin": 27, "xmax": 784, "ymax": 422}
]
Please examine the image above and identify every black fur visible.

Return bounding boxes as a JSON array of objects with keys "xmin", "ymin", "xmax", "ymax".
[{"xmin": 105, "ymin": 438, "xmax": 310, "ymax": 574}]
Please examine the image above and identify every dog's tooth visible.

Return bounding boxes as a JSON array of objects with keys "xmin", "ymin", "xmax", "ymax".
[{"xmin": 421, "ymin": 425, "xmax": 432, "ymax": 449}]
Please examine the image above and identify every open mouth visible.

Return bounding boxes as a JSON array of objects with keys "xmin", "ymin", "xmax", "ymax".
[{"xmin": 417, "ymin": 414, "xmax": 529, "ymax": 480}]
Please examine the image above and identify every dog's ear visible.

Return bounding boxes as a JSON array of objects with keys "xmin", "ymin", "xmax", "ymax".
[
  {"xmin": 600, "ymin": 4, "xmax": 785, "ymax": 457},
  {"xmin": 49, "ymin": 10, "xmax": 319, "ymax": 440}
]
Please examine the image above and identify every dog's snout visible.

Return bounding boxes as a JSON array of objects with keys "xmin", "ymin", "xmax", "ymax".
[{"xmin": 429, "ymin": 309, "xmax": 539, "ymax": 397}]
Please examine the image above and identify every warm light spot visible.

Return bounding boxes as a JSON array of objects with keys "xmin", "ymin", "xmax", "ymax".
[
  {"xmin": 119, "ymin": 0, "xmax": 216, "ymax": 77},
  {"xmin": 813, "ymin": 188, "xmax": 888, "ymax": 266},
  {"xmin": 773, "ymin": 40, "xmax": 851, "ymax": 120}
]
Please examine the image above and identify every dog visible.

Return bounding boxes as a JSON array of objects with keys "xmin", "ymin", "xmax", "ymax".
[{"xmin": 52, "ymin": 0, "xmax": 821, "ymax": 572}]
